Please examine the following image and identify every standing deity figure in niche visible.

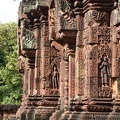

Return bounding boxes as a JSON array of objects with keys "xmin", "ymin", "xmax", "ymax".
[
  {"xmin": 100, "ymin": 54, "xmax": 110, "ymax": 87},
  {"xmin": 51, "ymin": 65, "xmax": 59, "ymax": 89}
]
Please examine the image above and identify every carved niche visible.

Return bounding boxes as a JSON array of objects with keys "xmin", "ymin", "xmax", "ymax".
[
  {"xmin": 84, "ymin": 8, "xmax": 112, "ymax": 98},
  {"xmin": 49, "ymin": 47, "xmax": 60, "ymax": 95},
  {"xmin": 42, "ymin": 46, "xmax": 60, "ymax": 95}
]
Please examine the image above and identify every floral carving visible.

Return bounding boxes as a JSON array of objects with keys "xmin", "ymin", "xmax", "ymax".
[
  {"xmin": 98, "ymin": 88, "xmax": 112, "ymax": 98},
  {"xmin": 57, "ymin": 0, "xmax": 77, "ymax": 30},
  {"xmin": 22, "ymin": 28, "xmax": 36, "ymax": 49},
  {"xmin": 84, "ymin": 10, "xmax": 109, "ymax": 28}
]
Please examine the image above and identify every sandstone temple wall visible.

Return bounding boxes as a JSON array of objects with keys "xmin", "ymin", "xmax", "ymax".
[{"xmin": 16, "ymin": 0, "xmax": 120, "ymax": 120}]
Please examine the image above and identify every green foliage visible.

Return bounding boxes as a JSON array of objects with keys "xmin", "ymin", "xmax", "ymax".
[{"xmin": 0, "ymin": 22, "xmax": 22, "ymax": 104}]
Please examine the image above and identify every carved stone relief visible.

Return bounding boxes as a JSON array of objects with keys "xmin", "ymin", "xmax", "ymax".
[
  {"xmin": 50, "ymin": 64, "xmax": 59, "ymax": 89},
  {"xmin": 49, "ymin": 8, "xmax": 56, "ymax": 40},
  {"xmin": 22, "ymin": 28, "xmax": 36, "ymax": 49},
  {"xmin": 76, "ymin": 48, "xmax": 85, "ymax": 96},
  {"xmin": 99, "ymin": 54, "xmax": 111, "ymax": 87},
  {"xmin": 84, "ymin": 10, "xmax": 109, "ymax": 28},
  {"xmin": 17, "ymin": 0, "xmax": 120, "ymax": 120},
  {"xmin": 57, "ymin": 0, "xmax": 77, "ymax": 30}
]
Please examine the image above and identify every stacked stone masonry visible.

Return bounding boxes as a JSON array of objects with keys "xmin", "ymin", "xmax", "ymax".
[{"xmin": 16, "ymin": 0, "xmax": 120, "ymax": 120}]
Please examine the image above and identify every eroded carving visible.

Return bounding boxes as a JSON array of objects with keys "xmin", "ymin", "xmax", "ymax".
[
  {"xmin": 84, "ymin": 10, "xmax": 109, "ymax": 28},
  {"xmin": 99, "ymin": 54, "xmax": 110, "ymax": 87},
  {"xmin": 17, "ymin": 0, "xmax": 120, "ymax": 120},
  {"xmin": 22, "ymin": 28, "xmax": 36, "ymax": 49},
  {"xmin": 51, "ymin": 64, "xmax": 59, "ymax": 89}
]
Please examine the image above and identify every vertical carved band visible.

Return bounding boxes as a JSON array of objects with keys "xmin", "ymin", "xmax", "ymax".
[
  {"xmin": 69, "ymin": 54, "xmax": 75, "ymax": 100},
  {"xmin": 64, "ymin": 60, "xmax": 69, "ymax": 110}
]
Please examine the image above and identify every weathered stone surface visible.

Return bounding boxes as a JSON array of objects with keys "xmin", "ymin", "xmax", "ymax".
[
  {"xmin": 0, "ymin": 105, "xmax": 20, "ymax": 120},
  {"xmin": 16, "ymin": 0, "xmax": 120, "ymax": 120}
]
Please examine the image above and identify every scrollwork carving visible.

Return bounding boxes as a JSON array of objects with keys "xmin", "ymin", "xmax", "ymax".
[
  {"xmin": 58, "ymin": 0, "xmax": 77, "ymax": 30},
  {"xmin": 98, "ymin": 45, "xmax": 112, "ymax": 60},
  {"xmin": 84, "ymin": 10, "xmax": 109, "ymax": 28},
  {"xmin": 98, "ymin": 88, "xmax": 112, "ymax": 98},
  {"xmin": 22, "ymin": 28, "xmax": 36, "ymax": 49},
  {"xmin": 89, "ymin": 78, "xmax": 98, "ymax": 98}
]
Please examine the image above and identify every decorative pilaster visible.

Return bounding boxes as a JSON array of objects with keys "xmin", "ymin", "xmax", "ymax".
[
  {"xmin": 69, "ymin": 51, "xmax": 75, "ymax": 101},
  {"xmin": 34, "ymin": 19, "xmax": 41, "ymax": 96},
  {"xmin": 64, "ymin": 60, "xmax": 69, "ymax": 110},
  {"xmin": 82, "ymin": 0, "xmax": 114, "ymax": 112},
  {"xmin": 59, "ymin": 58, "xmax": 65, "ymax": 109},
  {"xmin": 28, "ymin": 61, "xmax": 35, "ymax": 96},
  {"xmin": 74, "ymin": 0, "xmax": 85, "ymax": 100},
  {"xmin": 39, "ymin": 9, "xmax": 51, "ymax": 96},
  {"xmin": 63, "ymin": 44, "xmax": 69, "ymax": 110}
]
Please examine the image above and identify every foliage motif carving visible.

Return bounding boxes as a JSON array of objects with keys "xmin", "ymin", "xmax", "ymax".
[
  {"xmin": 98, "ymin": 26, "xmax": 110, "ymax": 45},
  {"xmin": 76, "ymin": 48, "xmax": 85, "ymax": 96},
  {"xmin": 89, "ymin": 78, "xmax": 98, "ymax": 98},
  {"xmin": 84, "ymin": 10, "xmax": 109, "ymax": 28},
  {"xmin": 88, "ymin": 26, "xmax": 110, "ymax": 44},
  {"xmin": 17, "ymin": 0, "xmax": 120, "ymax": 119},
  {"xmin": 57, "ymin": 0, "xmax": 77, "ymax": 30},
  {"xmin": 98, "ymin": 45, "xmax": 112, "ymax": 60},
  {"xmin": 98, "ymin": 88, "xmax": 112, "ymax": 98},
  {"xmin": 90, "ymin": 27, "xmax": 98, "ymax": 43},
  {"xmin": 87, "ymin": 46, "xmax": 98, "ymax": 78},
  {"xmin": 70, "ymin": 56, "xmax": 75, "ymax": 98},
  {"xmin": 22, "ymin": 28, "xmax": 36, "ymax": 49}
]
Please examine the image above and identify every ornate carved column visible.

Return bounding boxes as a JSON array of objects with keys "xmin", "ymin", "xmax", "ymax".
[
  {"xmin": 39, "ymin": 6, "xmax": 60, "ymax": 96},
  {"xmin": 74, "ymin": 0, "xmax": 85, "ymax": 101},
  {"xmin": 39, "ymin": 11, "xmax": 50, "ymax": 96},
  {"xmin": 64, "ymin": 59, "xmax": 69, "ymax": 110},
  {"xmin": 69, "ymin": 50, "xmax": 75, "ymax": 101},
  {"xmin": 59, "ymin": 57, "xmax": 65, "ymax": 109},
  {"xmin": 82, "ymin": 0, "xmax": 114, "ymax": 113},
  {"xmin": 62, "ymin": 44, "xmax": 69, "ymax": 111}
]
